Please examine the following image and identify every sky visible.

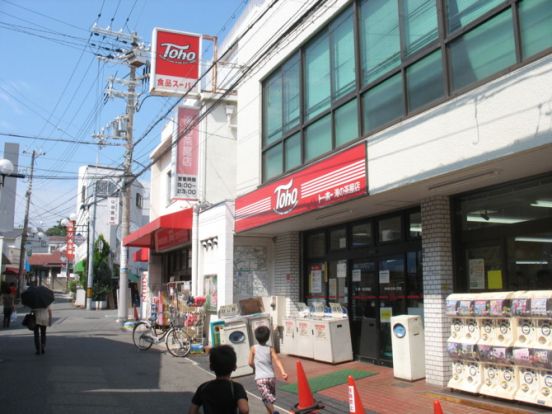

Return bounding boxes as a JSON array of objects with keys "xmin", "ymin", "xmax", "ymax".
[{"xmin": 0, "ymin": 0, "xmax": 246, "ymax": 230}]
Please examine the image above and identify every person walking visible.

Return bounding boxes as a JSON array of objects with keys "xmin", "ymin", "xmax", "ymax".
[
  {"xmin": 2, "ymin": 283, "xmax": 15, "ymax": 328},
  {"xmin": 188, "ymin": 345, "xmax": 249, "ymax": 414},
  {"xmin": 248, "ymin": 325, "xmax": 288, "ymax": 414},
  {"xmin": 32, "ymin": 306, "xmax": 52, "ymax": 355}
]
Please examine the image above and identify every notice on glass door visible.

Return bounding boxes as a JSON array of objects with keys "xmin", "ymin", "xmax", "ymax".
[
  {"xmin": 469, "ymin": 258, "xmax": 485, "ymax": 289},
  {"xmin": 379, "ymin": 270, "xmax": 390, "ymax": 284},
  {"xmin": 337, "ymin": 260, "xmax": 347, "ymax": 278},
  {"xmin": 310, "ymin": 269, "xmax": 322, "ymax": 294},
  {"xmin": 352, "ymin": 269, "xmax": 362, "ymax": 282}
]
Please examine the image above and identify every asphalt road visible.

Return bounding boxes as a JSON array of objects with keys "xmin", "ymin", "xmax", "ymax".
[{"xmin": 0, "ymin": 294, "xmax": 271, "ymax": 413}]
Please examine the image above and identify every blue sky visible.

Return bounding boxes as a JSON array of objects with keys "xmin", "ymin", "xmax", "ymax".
[{"xmin": 0, "ymin": 0, "xmax": 246, "ymax": 229}]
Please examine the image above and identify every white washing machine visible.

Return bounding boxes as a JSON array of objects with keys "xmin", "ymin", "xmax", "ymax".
[
  {"xmin": 247, "ymin": 313, "xmax": 273, "ymax": 346},
  {"xmin": 218, "ymin": 304, "xmax": 254, "ymax": 378}
]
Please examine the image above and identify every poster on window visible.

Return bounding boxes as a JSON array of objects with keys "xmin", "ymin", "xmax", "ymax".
[
  {"xmin": 469, "ymin": 258, "xmax": 485, "ymax": 289},
  {"xmin": 337, "ymin": 260, "xmax": 347, "ymax": 278},
  {"xmin": 310, "ymin": 269, "xmax": 322, "ymax": 294},
  {"xmin": 204, "ymin": 274, "xmax": 217, "ymax": 312}
]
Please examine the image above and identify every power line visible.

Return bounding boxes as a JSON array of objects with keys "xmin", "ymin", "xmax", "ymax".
[{"xmin": 0, "ymin": 132, "xmax": 122, "ymax": 146}]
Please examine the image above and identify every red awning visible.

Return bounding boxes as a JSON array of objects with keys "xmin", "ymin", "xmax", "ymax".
[
  {"xmin": 133, "ymin": 248, "xmax": 150, "ymax": 262},
  {"xmin": 4, "ymin": 264, "xmax": 19, "ymax": 274},
  {"xmin": 124, "ymin": 208, "xmax": 193, "ymax": 248}
]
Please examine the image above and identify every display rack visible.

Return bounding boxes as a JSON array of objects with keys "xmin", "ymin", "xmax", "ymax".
[{"xmin": 446, "ymin": 291, "xmax": 552, "ymax": 408}]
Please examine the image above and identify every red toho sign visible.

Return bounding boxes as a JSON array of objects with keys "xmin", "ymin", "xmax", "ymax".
[
  {"xmin": 235, "ymin": 144, "xmax": 367, "ymax": 232},
  {"xmin": 150, "ymin": 28, "xmax": 201, "ymax": 96}
]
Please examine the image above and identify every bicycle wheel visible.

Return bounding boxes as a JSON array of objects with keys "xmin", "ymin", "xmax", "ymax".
[
  {"xmin": 133, "ymin": 322, "xmax": 154, "ymax": 350},
  {"xmin": 165, "ymin": 328, "xmax": 192, "ymax": 357}
]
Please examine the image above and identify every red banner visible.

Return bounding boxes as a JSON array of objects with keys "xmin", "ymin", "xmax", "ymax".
[
  {"xmin": 66, "ymin": 221, "xmax": 75, "ymax": 261},
  {"xmin": 175, "ymin": 106, "xmax": 199, "ymax": 200},
  {"xmin": 235, "ymin": 144, "xmax": 367, "ymax": 232},
  {"xmin": 150, "ymin": 28, "xmax": 201, "ymax": 96}
]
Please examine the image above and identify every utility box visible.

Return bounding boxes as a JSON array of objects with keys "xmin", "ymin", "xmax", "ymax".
[{"xmin": 391, "ymin": 315, "xmax": 425, "ymax": 381}]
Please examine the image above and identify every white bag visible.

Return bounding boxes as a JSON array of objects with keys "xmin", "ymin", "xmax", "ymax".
[{"xmin": 10, "ymin": 311, "xmax": 17, "ymax": 323}]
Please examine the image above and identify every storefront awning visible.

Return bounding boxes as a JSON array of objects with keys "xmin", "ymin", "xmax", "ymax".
[
  {"xmin": 4, "ymin": 264, "xmax": 19, "ymax": 274},
  {"xmin": 133, "ymin": 248, "xmax": 149, "ymax": 262},
  {"xmin": 123, "ymin": 208, "xmax": 193, "ymax": 249},
  {"xmin": 74, "ymin": 259, "xmax": 85, "ymax": 273}
]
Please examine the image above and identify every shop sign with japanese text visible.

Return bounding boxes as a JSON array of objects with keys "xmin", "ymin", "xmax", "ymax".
[
  {"xmin": 172, "ymin": 106, "xmax": 199, "ymax": 200},
  {"xmin": 150, "ymin": 28, "xmax": 201, "ymax": 96},
  {"xmin": 235, "ymin": 143, "xmax": 367, "ymax": 232},
  {"xmin": 66, "ymin": 220, "xmax": 75, "ymax": 261}
]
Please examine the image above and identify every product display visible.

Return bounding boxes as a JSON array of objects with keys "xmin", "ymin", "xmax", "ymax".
[{"xmin": 446, "ymin": 291, "xmax": 552, "ymax": 407}]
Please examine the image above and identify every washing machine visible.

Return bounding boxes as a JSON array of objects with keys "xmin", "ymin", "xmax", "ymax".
[
  {"xmin": 247, "ymin": 313, "xmax": 273, "ymax": 346},
  {"xmin": 218, "ymin": 304, "xmax": 254, "ymax": 378}
]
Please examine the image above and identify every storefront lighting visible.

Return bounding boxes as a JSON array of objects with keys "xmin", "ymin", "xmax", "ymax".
[
  {"xmin": 515, "ymin": 237, "xmax": 552, "ymax": 243},
  {"xmin": 530, "ymin": 200, "xmax": 552, "ymax": 208},
  {"xmin": 466, "ymin": 215, "xmax": 527, "ymax": 224},
  {"xmin": 515, "ymin": 260, "xmax": 549, "ymax": 265},
  {"xmin": 409, "ymin": 225, "xmax": 422, "ymax": 232}
]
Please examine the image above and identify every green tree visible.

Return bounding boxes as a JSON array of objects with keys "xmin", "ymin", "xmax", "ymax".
[
  {"xmin": 45, "ymin": 222, "xmax": 67, "ymax": 236},
  {"xmin": 92, "ymin": 235, "xmax": 113, "ymax": 301}
]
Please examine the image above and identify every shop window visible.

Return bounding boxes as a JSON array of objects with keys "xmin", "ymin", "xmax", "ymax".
[
  {"xmin": 465, "ymin": 244, "xmax": 503, "ymax": 290},
  {"xmin": 406, "ymin": 50, "xmax": 444, "ymax": 112},
  {"xmin": 331, "ymin": 6, "xmax": 356, "ymax": 100},
  {"xmin": 401, "ymin": 0, "xmax": 438, "ymax": 57},
  {"xmin": 508, "ymin": 232, "xmax": 552, "ymax": 290},
  {"xmin": 305, "ymin": 114, "xmax": 331, "ymax": 162},
  {"xmin": 335, "ymin": 99, "xmax": 359, "ymax": 147},
  {"xmin": 307, "ymin": 232, "xmax": 326, "ymax": 258},
  {"xmin": 283, "ymin": 54, "xmax": 301, "ymax": 132},
  {"xmin": 449, "ymin": 10, "xmax": 516, "ymax": 91},
  {"xmin": 446, "ymin": 0, "xmax": 504, "ymax": 33},
  {"xmin": 362, "ymin": 73, "xmax": 404, "ymax": 134},
  {"xmin": 305, "ymin": 32, "xmax": 331, "ymax": 120},
  {"xmin": 519, "ymin": 0, "xmax": 552, "ymax": 59},
  {"xmin": 360, "ymin": 0, "xmax": 400, "ymax": 85},
  {"xmin": 284, "ymin": 132, "xmax": 301, "ymax": 171},
  {"xmin": 263, "ymin": 71, "xmax": 283, "ymax": 146},
  {"xmin": 330, "ymin": 227, "xmax": 347, "ymax": 250},
  {"xmin": 352, "ymin": 222, "xmax": 372, "ymax": 247},
  {"xmin": 379, "ymin": 216, "xmax": 402, "ymax": 242},
  {"xmin": 263, "ymin": 144, "xmax": 283, "ymax": 181},
  {"xmin": 408, "ymin": 212, "xmax": 422, "ymax": 239}
]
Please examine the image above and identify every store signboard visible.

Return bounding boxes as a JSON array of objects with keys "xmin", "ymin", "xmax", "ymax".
[
  {"xmin": 154, "ymin": 228, "xmax": 190, "ymax": 252},
  {"xmin": 235, "ymin": 143, "xmax": 367, "ymax": 232},
  {"xmin": 173, "ymin": 106, "xmax": 199, "ymax": 200},
  {"xmin": 66, "ymin": 220, "xmax": 75, "ymax": 261},
  {"xmin": 107, "ymin": 197, "xmax": 119, "ymax": 225},
  {"xmin": 150, "ymin": 28, "xmax": 201, "ymax": 96}
]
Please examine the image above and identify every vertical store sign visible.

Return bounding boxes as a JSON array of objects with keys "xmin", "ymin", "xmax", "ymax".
[
  {"xmin": 107, "ymin": 197, "xmax": 119, "ymax": 225},
  {"xmin": 173, "ymin": 106, "xmax": 199, "ymax": 200},
  {"xmin": 66, "ymin": 220, "xmax": 75, "ymax": 261},
  {"xmin": 150, "ymin": 28, "xmax": 202, "ymax": 96}
]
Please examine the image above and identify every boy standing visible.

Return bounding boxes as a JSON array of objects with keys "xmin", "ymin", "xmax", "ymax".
[
  {"xmin": 248, "ymin": 326, "xmax": 288, "ymax": 414},
  {"xmin": 189, "ymin": 345, "xmax": 249, "ymax": 414}
]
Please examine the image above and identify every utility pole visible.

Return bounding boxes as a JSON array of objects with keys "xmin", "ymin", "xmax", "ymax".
[
  {"xmin": 91, "ymin": 25, "xmax": 145, "ymax": 322},
  {"xmin": 17, "ymin": 150, "xmax": 44, "ymax": 293},
  {"xmin": 86, "ymin": 181, "xmax": 97, "ymax": 310}
]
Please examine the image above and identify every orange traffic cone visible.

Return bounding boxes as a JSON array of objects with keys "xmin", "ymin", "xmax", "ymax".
[
  {"xmin": 434, "ymin": 400, "xmax": 444, "ymax": 414},
  {"xmin": 292, "ymin": 361, "xmax": 324, "ymax": 414},
  {"xmin": 348, "ymin": 375, "xmax": 365, "ymax": 414}
]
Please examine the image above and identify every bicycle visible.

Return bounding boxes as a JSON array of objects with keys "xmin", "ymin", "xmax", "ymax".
[{"xmin": 132, "ymin": 316, "xmax": 192, "ymax": 357}]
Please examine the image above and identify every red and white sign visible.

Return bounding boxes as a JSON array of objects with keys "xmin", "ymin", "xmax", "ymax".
[
  {"xmin": 66, "ymin": 220, "xmax": 75, "ymax": 261},
  {"xmin": 150, "ymin": 28, "xmax": 201, "ymax": 96},
  {"xmin": 235, "ymin": 143, "xmax": 367, "ymax": 232},
  {"xmin": 154, "ymin": 228, "xmax": 190, "ymax": 252},
  {"xmin": 174, "ymin": 106, "xmax": 199, "ymax": 200}
]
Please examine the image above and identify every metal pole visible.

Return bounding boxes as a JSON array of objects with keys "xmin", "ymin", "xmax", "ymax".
[
  {"xmin": 117, "ymin": 49, "xmax": 136, "ymax": 322},
  {"xmin": 86, "ymin": 181, "xmax": 97, "ymax": 310}
]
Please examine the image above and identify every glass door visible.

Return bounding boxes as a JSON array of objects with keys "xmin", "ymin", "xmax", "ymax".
[
  {"xmin": 328, "ymin": 260, "xmax": 348, "ymax": 307},
  {"xmin": 350, "ymin": 259, "xmax": 378, "ymax": 359},
  {"xmin": 378, "ymin": 255, "xmax": 406, "ymax": 361}
]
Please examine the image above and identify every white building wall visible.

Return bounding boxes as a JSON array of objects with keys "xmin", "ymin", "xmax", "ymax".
[{"xmin": 274, "ymin": 232, "xmax": 301, "ymax": 316}]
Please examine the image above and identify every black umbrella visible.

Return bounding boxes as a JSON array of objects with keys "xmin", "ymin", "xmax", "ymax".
[{"xmin": 21, "ymin": 285, "xmax": 55, "ymax": 309}]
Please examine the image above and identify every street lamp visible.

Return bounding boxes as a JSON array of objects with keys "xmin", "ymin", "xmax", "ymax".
[{"xmin": 0, "ymin": 158, "xmax": 14, "ymax": 187}]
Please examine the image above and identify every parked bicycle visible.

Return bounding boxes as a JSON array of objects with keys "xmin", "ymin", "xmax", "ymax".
[{"xmin": 132, "ymin": 314, "xmax": 192, "ymax": 357}]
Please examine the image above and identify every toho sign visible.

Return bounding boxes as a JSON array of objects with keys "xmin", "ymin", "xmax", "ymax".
[
  {"xmin": 150, "ymin": 28, "xmax": 201, "ymax": 96},
  {"xmin": 235, "ymin": 143, "xmax": 367, "ymax": 232}
]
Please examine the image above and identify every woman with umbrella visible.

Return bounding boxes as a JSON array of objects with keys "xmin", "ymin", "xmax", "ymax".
[{"xmin": 21, "ymin": 285, "xmax": 54, "ymax": 355}]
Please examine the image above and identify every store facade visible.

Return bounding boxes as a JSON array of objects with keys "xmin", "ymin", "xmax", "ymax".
[{"xmin": 232, "ymin": 0, "xmax": 552, "ymax": 387}]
